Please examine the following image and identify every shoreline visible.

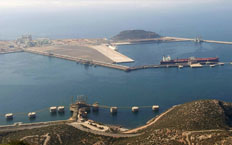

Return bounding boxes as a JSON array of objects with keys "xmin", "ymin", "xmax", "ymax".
[{"xmin": 0, "ymin": 105, "xmax": 178, "ymax": 136}]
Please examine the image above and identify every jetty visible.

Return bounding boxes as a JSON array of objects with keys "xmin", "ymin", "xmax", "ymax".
[
  {"xmin": 24, "ymin": 49, "xmax": 130, "ymax": 71},
  {"xmin": 112, "ymin": 36, "xmax": 232, "ymax": 45},
  {"xmin": 23, "ymin": 48, "xmax": 232, "ymax": 72},
  {"xmin": 2, "ymin": 32, "xmax": 232, "ymax": 72}
]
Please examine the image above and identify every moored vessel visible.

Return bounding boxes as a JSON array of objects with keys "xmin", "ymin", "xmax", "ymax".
[{"xmin": 161, "ymin": 56, "xmax": 219, "ymax": 65}]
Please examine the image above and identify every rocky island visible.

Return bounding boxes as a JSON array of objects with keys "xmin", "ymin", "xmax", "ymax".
[{"xmin": 111, "ymin": 30, "xmax": 161, "ymax": 41}]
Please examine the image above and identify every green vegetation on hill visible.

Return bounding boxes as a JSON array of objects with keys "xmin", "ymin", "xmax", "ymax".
[{"xmin": 111, "ymin": 30, "xmax": 161, "ymax": 41}]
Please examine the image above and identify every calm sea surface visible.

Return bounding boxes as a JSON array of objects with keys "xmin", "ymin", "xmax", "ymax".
[
  {"xmin": 0, "ymin": 2, "xmax": 232, "ymax": 128},
  {"xmin": 0, "ymin": 41, "xmax": 232, "ymax": 128}
]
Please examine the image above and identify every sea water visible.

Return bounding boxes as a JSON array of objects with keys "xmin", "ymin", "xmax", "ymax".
[
  {"xmin": 0, "ymin": 41, "xmax": 232, "ymax": 128},
  {"xmin": 0, "ymin": 1, "xmax": 232, "ymax": 128}
]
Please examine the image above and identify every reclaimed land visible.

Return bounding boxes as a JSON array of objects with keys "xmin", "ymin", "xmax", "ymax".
[
  {"xmin": 1, "ymin": 100, "xmax": 232, "ymax": 145},
  {"xmin": 0, "ymin": 40, "xmax": 23, "ymax": 54},
  {"xmin": 2, "ymin": 30, "xmax": 232, "ymax": 72},
  {"xmin": 25, "ymin": 39, "xmax": 134, "ymax": 64}
]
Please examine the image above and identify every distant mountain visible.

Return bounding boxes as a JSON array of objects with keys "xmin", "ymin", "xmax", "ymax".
[
  {"xmin": 111, "ymin": 30, "xmax": 161, "ymax": 41},
  {"xmin": 1, "ymin": 100, "xmax": 232, "ymax": 145}
]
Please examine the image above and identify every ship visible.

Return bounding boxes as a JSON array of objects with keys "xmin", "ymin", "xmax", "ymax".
[{"xmin": 160, "ymin": 55, "xmax": 219, "ymax": 65}]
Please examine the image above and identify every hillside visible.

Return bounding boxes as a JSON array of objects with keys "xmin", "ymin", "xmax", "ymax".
[
  {"xmin": 150, "ymin": 99, "xmax": 232, "ymax": 130},
  {"xmin": 111, "ymin": 30, "xmax": 161, "ymax": 41},
  {"xmin": 1, "ymin": 100, "xmax": 232, "ymax": 145},
  {"xmin": 117, "ymin": 99, "xmax": 232, "ymax": 145}
]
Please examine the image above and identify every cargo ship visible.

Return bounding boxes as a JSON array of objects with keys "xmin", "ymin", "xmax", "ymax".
[{"xmin": 160, "ymin": 56, "xmax": 219, "ymax": 65}]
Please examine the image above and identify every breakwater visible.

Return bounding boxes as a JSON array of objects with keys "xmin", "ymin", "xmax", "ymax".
[
  {"xmin": 24, "ymin": 49, "xmax": 130, "ymax": 71},
  {"xmin": 23, "ymin": 49, "xmax": 230, "ymax": 72},
  {"xmin": 112, "ymin": 37, "xmax": 232, "ymax": 46}
]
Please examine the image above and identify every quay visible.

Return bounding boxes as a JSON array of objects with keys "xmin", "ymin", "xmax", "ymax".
[
  {"xmin": 24, "ymin": 49, "xmax": 130, "ymax": 71},
  {"xmin": 112, "ymin": 36, "xmax": 232, "ymax": 45},
  {"xmin": 127, "ymin": 64, "xmax": 189, "ymax": 71},
  {"xmin": 7, "ymin": 49, "xmax": 232, "ymax": 72},
  {"xmin": 127, "ymin": 62, "xmax": 228, "ymax": 71},
  {"xmin": 162, "ymin": 37, "xmax": 232, "ymax": 45},
  {"xmin": 23, "ymin": 48, "xmax": 232, "ymax": 72}
]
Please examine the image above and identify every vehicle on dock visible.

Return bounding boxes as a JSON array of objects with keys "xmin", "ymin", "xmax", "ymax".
[{"xmin": 160, "ymin": 56, "xmax": 219, "ymax": 65}]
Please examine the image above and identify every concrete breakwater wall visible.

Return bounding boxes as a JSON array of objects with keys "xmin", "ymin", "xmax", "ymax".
[
  {"xmin": 24, "ymin": 49, "xmax": 228, "ymax": 72},
  {"xmin": 127, "ymin": 64, "xmax": 189, "ymax": 71},
  {"xmin": 112, "ymin": 37, "xmax": 232, "ymax": 46},
  {"xmin": 24, "ymin": 49, "xmax": 130, "ymax": 71}
]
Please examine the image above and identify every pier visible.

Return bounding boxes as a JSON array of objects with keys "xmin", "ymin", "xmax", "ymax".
[
  {"xmin": 23, "ymin": 48, "xmax": 232, "ymax": 72},
  {"xmin": 161, "ymin": 37, "xmax": 232, "ymax": 45},
  {"xmin": 127, "ymin": 62, "xmax": 227, "ymax": 71},
  {"xmin": 24, "ymin": 49, "xmax": 130, "ymax": 71},
  {"xmin": 112, "ymin": 36, "xmax": 232, "ymax": 45},
  {"xmin": 0, "ymin": 95, "xmax": 161, "ymax": 136}
]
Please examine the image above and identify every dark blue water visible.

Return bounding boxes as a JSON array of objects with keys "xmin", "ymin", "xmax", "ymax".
[
  {"xmin": 0, "ymin": 41, "xmax": 232, "ymax": 128},
  {"xmin": 1, "ymin": 1, "xmax": 232, "ymax": 128}
]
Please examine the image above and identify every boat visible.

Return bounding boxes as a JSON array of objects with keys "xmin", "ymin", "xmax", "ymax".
[
  {"xmin": 160, "ymin": 56, "xmax": 219, "ymax": 65},
  {"xmin": 178, "ymin": 65, "xmax": 184, "ymax": 69},
  {"xmin": 210, "ymin": 64, "xmax": 216, "ymax": 67},
  {"xmin": 218, "ymin": 62, "xmax": 224, "ymax": 66},
  {"xmin": 190, "ymin": 63, "xmax": 203, "ymax": 68}
]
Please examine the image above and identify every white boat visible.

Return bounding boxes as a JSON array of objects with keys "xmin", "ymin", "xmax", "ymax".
[
  {"xmin": 190, "ymin": 63, "xmax": 203, "ymax": 68},
  {"xmin": 210, "ymin": 64, "xmax": 216, "ymax": 67},
  {"xmin": 178, "ymin": 65, "xmax": 183, "ymax": 69},
  {"xmin": 218, "ymin": 62, "xmax": 224, "ymax": 66}
]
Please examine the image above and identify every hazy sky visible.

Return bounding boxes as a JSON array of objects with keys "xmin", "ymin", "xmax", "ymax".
[
  {"xmin": 1, "ymin": 0, "xmax": 231, "ymax": 40},
  {"xmin": 0, "ymin": 0, "xmax": 229, "ymax": 9}
]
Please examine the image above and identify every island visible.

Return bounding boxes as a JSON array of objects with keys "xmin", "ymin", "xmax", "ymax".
[{"xmin": 111, "ymin": 30, "xmax": 161, "ymax": 41}]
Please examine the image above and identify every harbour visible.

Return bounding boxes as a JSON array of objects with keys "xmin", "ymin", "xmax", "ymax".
[
  {"xmin": 1, "ymin": 1, "xmax": 232, "ymax": 143},
  {"xmin": 0, "ymin": 40, "xmax": 232, "ymax": 128}
]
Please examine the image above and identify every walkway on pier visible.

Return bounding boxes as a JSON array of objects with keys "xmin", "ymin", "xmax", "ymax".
[
  {"xmin": 113, "ymin": 37, "xmax": 232, "ymax": 45},
  {"xmin": 24, "ymin": 49, "xmax": 130, "ymax": 71},
  {"xmin": 163, "ymin": 37, "xmax": 232, "ymax": 45}
]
